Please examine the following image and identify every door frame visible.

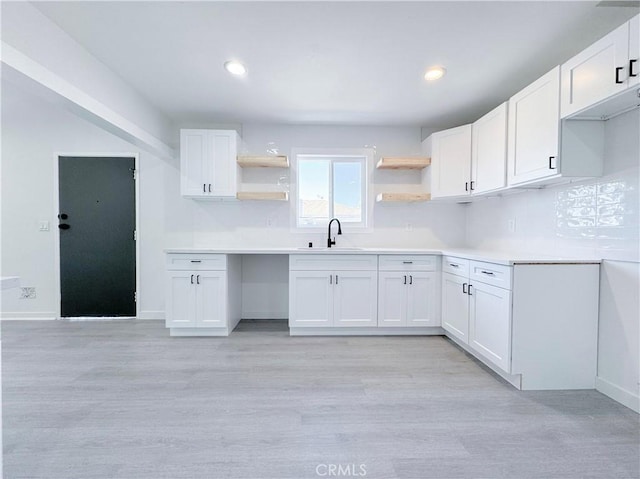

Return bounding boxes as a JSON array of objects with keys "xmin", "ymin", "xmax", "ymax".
[{"xmin": 53, "ymin": 152, "xmax": 141, "ymax": 320}]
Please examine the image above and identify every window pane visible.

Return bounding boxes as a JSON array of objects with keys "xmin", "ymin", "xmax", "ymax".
[
  {"xmin": 333, "ymin": 162, "xmax": 362, "ymax": 223},
  {"xmin": 298, "ymin": 159, "xmax": 330, "ymax": 226}
]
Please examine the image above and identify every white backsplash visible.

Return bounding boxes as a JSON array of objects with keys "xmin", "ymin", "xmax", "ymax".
[{"xmin": 466, "ymin": 109, "xmax": 639, "ymax": 262}]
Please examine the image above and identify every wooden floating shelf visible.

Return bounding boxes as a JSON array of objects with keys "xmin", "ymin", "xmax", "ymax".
[
  {"xmin": 237, "ymin": 155, "xmax": 289, "ymax": 168},
  {"xmin": 236, "ymin": 191, "xmax": 289, "ymax": 201},
  {"xmin": 376, "ymin": 157, "xmax": 431, "ymax": 170},
  {"xmin": 376, "ymin": 193, "xmax": 431, "ymax": 203}
]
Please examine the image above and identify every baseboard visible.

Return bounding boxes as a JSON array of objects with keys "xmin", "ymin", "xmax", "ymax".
[
  {"xmin": 0, "ymin": 311, "xmax": 56, "ymax": 320},
  {"xmin": 596, "ymin": 376, "xmax": 640, "ymax": 413},
  {"xmin": 241, "ymin": 312, "xmax": 288, "ymax": 320},
  {"xmin": 138, "ymin": 310, "xmax": 165, "ymax": 320},
  {"xmin": 289, "ymin": 326, "xmax": 445, "ymax": 336}
]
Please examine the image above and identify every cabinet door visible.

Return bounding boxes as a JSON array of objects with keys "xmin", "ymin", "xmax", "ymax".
[
  {"xmin": 507, "ymin": 67, "xmax": 560, "ymax": 186},
  {"xmin": 166, "ymin": 271, "xmax": 197, "ymax": 328},
  {"xmin": 629, "ymin": 15, "xmax": 639, "ymax": 88},
  {"xmin": 469, "ymin": 282, "xmax": 512, "ymax": 372},
  {"xmin": 430, "ymin": 124, "xmax": 472, "ymax": 198},
  {"xmin": 378, "ymin": 272, "xmax": 407, "ymax": 327},
  {"xmin": 407, "ymin": 272, "xmax": 439, "ymax": 327},
  {"xmin": 561, "ymin": 21, "xmax": 630, "ymax": 118},
  {"xmin": 180, "ymin": 130, "xmax": 209, "ymax": 197},
  {"xmin": 208, "ymin": 130, "xmax": 238, "ymax": 198},
  {"xmin": 441, "ymin": 272, "xmax": 469, "ymax": 343},
  {"xmin": 289, "ymin": 271, "xmax": 333, "ymax": 327},
  {"xmin": 195, "ymin": 271, "xmax": 227, "ymax": 328},
  {"xmin": 333, "ymin": 271, "xmax": 378, "ymax": 327},
  {"xmin": 471, "ymin": 102, "xmax": 507, "ymax": 194}
]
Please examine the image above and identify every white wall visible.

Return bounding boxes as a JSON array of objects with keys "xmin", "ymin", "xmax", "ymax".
[
  {"xmin": 0, "ymin": 80, "xmax": 191, "ymax": 319},
  {"xmin": 465, "ymin": 110, "xmax": 640, "ymax": 411},
  {"xmin": 193, "ymin": 123, "xmax": 466, "ymax": 249}
]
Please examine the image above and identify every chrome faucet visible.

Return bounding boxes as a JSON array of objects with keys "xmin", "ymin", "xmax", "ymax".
[{"xmin": 327, "ymin": 218, "xmax": 342, "ymax": 248}]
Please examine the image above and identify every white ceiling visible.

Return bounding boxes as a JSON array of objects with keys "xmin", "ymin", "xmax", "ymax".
[{"xmin": 33, "ymin": 1, "xmax": 639, "ymax": 128}]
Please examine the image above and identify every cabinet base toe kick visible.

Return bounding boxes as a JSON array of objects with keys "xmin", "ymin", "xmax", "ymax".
[
  {"xmin": 289, "ymin": 327, "xmax": 445, "ymax": 337},
  {"xmin": 169, "ymin": 327, "xmax": 232, "ymax": 337}
]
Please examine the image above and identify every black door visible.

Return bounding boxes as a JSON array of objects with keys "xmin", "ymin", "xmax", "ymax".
[{"xmin": 59, "ymin": 156, "xmax": 136, "ymax": 317}]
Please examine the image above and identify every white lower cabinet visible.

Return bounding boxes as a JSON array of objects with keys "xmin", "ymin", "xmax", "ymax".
[
  {"xmin": 441, "ymin": 255, "xmax": 599, "ymax": 390},
  {"xmin": 166, "ymin": 270, "xmax": 226, "ymax": 328},
  {"xmin": 288, "ymin": 255, "xmax": 377, "ymax": 328},
  {"xmin": 165, "ymin": 253, "xmax": 241, "ymax": 336},
  {"xmin": 468, "ymin": 281, "xmax": 512, "ymax": 372},
  {"xmin": 441, "ymin": 272, "xmax": 470, "ymax": 342},
  {"xmin": 378, "ymin": 255, "xmax": 439, "ymax": 327}
]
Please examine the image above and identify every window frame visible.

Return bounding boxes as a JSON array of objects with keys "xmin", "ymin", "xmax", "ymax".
[{"xmin": 291, "ymin": 148, "xmax": 374, "ymax": 232}]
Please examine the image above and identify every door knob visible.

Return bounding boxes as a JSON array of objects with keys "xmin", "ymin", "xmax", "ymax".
[
  {"xmin": 58, "ymin": 224, "xmax": 70, "ymax": 230},
  {"xmin": 58, "ymin": 213, "xmax": 68, "ymax": 220}
]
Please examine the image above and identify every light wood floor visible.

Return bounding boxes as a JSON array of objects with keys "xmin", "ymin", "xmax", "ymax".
[{"xmin": 2, "ymin": 319, "xmax": 638, "ymax": 479}]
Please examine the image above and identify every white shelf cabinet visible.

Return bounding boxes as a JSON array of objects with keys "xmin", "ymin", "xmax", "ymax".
[
  {"xmin": 427, "ymin": 124, "xmax": 472, "ymax": 198},
  {"xmin": 289, "ymin": 255, "xmax": 378, "ymax": 329},
  {"xmin": 165, "ymin": 253, "xmax": 241, "ymax": 336},
  {"xmin": 561, "ymin": 14, "xmax": 640, "ymax": 119},
  {"xmin": 180, "ymin": 129, "xmax": 239, "ymax": 199},
  {"xmin": 471, "ymin": 102, "xmax": 508, "ymax": 195},
  {"xmin": 378, "ymin": 255, "xmax": 439, "ymax": 327},
  {"xmin": 442, "ymin": 255, "xmax": 600, "ymax": 390}
]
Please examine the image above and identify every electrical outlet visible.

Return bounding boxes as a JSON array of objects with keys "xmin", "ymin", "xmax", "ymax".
[
  {"xmin": 20, "ymin": 287, "xmax": 36, "ymax": 299},
  {"xmin": 508, "ymin": 219, "xmax": 516, "ymax": 233}
]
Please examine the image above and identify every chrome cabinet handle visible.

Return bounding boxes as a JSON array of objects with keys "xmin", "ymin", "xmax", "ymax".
[
  {"xmin": 549, "ymin": 156, "xmax": 556, "ymax": 170},
  {"xmin": 208, "ymin": 184, "xmax": 212, "ymax": 193},
  {"xmin": 462, "ymin": 283, "xmax": 467, "ymax": 294},
  {"xmin": 468, "ymin": 284, "xmax": 473, "ymax": 296},
  {"xmin": 402, "ymin": 261, "xmax": 413, "ymax": 264},
  {"xmin": 630, "ymin": 59, "xmax": 638, "ymax": 77},
  {"xmin": 615, "ymin": 66, "xmax": 625, "ymax": 84},
  {"xmin": 449, "ymin": 263, "xmax": 459, "ymax": 268},
  {"xmin": 190, "ymin": 274, "xmax": 194, "ymax": 284},
  {"xmin": 409, "ymin": 275, "xmax": 413, "ymax": 285},
  {"xmin": 480, "ymin": 270, "xmax": 495, "ymax": 276},
  {"xmin": 329, "ymin": 275, "xmax": 332, "ymax": 285},
  {"xmin": 203, "ymin": 183, "xmax": 206, "ymax": 193},
  {"xmin": 336, "ymin": 275, "xmax": 339, "ymax": 285},
  {"xmin": 190, "ymin": 260, "xmax": 201, "ymax": 263},
  {"xmin": 404, "ymin": 275, "xmax": 407, "ymax": 285},
  {"xmin": 196, "ymin": 275, "xmax": 200, "ymax": 284}
]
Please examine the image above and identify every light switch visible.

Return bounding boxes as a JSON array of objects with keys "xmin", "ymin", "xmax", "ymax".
[{"xmin": 39, "ymin": 221, "xmax": 50, "ymax": 231}]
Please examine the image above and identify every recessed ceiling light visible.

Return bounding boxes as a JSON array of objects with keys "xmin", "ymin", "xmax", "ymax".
[
  {"xmin": 424, "ymin": 66, "xmax": 446, "ymax": 81},
  {"xmin": 224, "ymin": 60, "xmax": 247, "ymax": 76}
]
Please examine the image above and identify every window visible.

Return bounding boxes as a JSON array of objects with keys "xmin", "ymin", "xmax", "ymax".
[{"xmin": 296, "ymin": 153, "xmax": 369, "ymax": 228}]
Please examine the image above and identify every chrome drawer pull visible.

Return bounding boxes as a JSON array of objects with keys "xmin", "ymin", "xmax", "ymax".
[
  {"xmin": 480, "ymin": 270, "xmax": 495, "ymax": 276},
  {"xmin": 449, "ymin": 263, "xmax": 459, "ymax": 268},
  {"xmin": 190, "ymin": 260, "xmax": 202, "ymax": 263},
  {"xmin": 402, "ymin": 261, "xmax": 413, "ymax": 264}
]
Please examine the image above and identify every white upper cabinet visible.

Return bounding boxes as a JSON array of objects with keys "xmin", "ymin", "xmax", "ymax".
[
  {"xmin": 561, "ymin": 14, "xmax": 639, "ymax": 118},
  {"xmin": 180, "ymin": 129, "xmax": 238, "ymax": 198},
  {"xmin": 428, "ymin": 124, "xmax": 472, "ymax": 198},
  {"xmin": 471, "ymin": 102, "xmax": 508, "ymax": 195},
  {"xmin": 507, "ymin": 66, "xmax": 560, "ymax": 186}
]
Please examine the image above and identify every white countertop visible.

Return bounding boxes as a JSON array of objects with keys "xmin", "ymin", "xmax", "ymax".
[{"xmin": 164, "ymin": 247, "xmax": 601, "ymax": 265}]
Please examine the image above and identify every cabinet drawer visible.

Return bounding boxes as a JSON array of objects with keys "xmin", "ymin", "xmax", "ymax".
[
  {"xmin": 166, "ymin": 254, "xmax": 227, "ymax": 271},
  {"xmin": 469, "ymin": 260, "xmax": 512, "ymax": 289},
  {"xmin": 442, "ymin": 256, "xmax": 470, "ymax": 277},
  {"xmin": 378, "ymin": 255, "xmax": 438, "ymax": 272},
  {"xmin": 289, "ymin": 254, "xmax": 377, "ymax": 271}
]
